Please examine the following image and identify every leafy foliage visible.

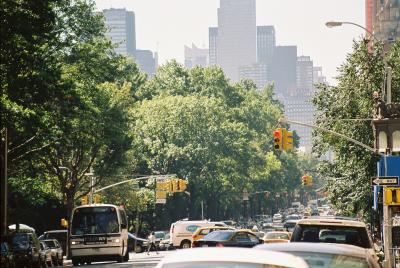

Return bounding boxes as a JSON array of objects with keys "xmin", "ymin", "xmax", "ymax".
[{"xmin": 312, "ymin": 39, "xmax": 400, "ymax": 216}]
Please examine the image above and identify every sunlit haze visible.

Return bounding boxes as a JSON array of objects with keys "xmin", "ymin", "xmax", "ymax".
[{"xmin": 98, "ymin": 0, "xmax": 365, "ymax": 84}]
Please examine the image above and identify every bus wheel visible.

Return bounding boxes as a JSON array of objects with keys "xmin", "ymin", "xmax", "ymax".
[
  {"xmin": 123, "ymin": 249, "xmax": 129, "ymax": 262},
  {"xmin": 71, "ymin": 258, "xmax": 79, "ymax": 266}
]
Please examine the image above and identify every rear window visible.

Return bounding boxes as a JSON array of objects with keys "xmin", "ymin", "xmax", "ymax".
[
  {"xmin": 289, "ymin": 252, "xmax": 370, "ymax": 268},
  {"xmin": 44, "ymin": 240, "xmax": 56, "ymax": 248},
  {"xmin": 266, "ymin": 233, "xmax": 289, "ymax": 240},
  {"xmin": 203, "ymin": 231, "xmax": 234, "ymax": 241},
  {"xmin": 292, "ymin": 224, "xmax": 372, "ymax": 248}
]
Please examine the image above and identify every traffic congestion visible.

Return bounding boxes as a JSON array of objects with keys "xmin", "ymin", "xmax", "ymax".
[{"xmin": 1, "ymin": 201, "xmax": 387, "ymax": 267}]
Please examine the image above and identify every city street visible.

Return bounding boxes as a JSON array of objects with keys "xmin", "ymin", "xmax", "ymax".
[{"xmin": 62, "ymin": 251, "xmax": 170, "ymax": 267}]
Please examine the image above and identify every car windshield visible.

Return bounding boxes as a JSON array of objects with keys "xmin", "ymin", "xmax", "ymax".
[
  {"xmin": 293, "ymin": 225, "xmax": 371, "ymax": 248},
  {"xmin": 266, "ymin": 233, "xmax": 289, "ymax": 240},
  {"xmin": 71, "ymin": 207, "xmax": 119, "ymax": 235},
  {"xmin": 44, "ymin": 240, "xmax": 56, "ymax": 248},
  {"xmin": 203, "ymin": 231, "xmax": 234, "ymax": 241},
  {"xmin": 155, "ymin": 232, "xmax": 165, "ymax": 238},
  {"xmin": 162, "ymin": 262, "xmax": 273, "ymax": 268},
  {"xmin": 12, "ymin": 233, "xmax": 29, "ymax": 250},
  {"xmin": 290, "ymin": 252, "xmax": 370, "ymax": 268}
]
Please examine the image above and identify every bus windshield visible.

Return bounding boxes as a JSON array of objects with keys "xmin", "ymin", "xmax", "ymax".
[{"xmin": 71, "ymin": 206, "xmax": 119, "ymax": 235}]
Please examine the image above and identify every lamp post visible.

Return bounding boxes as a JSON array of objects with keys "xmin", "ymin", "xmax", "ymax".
[{"xmin": 325, "ymin": 21, "xmax": 379, "ymax": 43}]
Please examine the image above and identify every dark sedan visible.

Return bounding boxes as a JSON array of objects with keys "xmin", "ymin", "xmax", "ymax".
[{"xmin": 192, "ymin": 230, "xmax": 262, "ymax": 248}]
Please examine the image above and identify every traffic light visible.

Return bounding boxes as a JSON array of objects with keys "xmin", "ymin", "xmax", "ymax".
[
  {"xmin": 307, "ymin": 175, "xmax": 313, "ymax": 186},
  {"xmin": 384, "ymin": 187, "xmax": 400, "ymax": 206},
  {"xmin": 81, "ymin": 195, "xmax": 88, "ymax": 205},
  {"xmin": 178, "ymin": 179, "xmax": 187, "ymax": 192},
  {"xmin": 94, "ymin": 194, "xmax": 101, "ymax": 204},
  {"xmin": 61, "ymin": 218, "xmax": 68, "ymax": 228},
  {"xmin": 273, "ymin": 128, "xmax": 283, "ymax": 150},
  {"xmin": 301, "ymin": 174, "xmax": 312, "ymax": 186},
  {"xmin": 171, "ymin": 179, "xmax": 179, "ymax": 192},
  {"xmin": 283, "ymin": 130, "xmax": 294, "ymax": 151},
  {"xmin": 301, "ymin": 175, "xmax": 308, "ymax": 186}
]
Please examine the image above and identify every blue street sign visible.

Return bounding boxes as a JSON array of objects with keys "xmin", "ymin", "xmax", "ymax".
[{"xmin": 373, "ymin": 156, "xmax": 400, "ymax": 210}]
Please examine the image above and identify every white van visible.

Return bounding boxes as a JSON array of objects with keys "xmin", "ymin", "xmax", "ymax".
[{"xmin": 169, "ymin": 220, "xmax": 227, "ymax": 248}]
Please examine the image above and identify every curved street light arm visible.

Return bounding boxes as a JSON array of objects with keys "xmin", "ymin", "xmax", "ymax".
[{"xmin": 279, "ymin": 118, "xmax": 380, "ymax": 155}]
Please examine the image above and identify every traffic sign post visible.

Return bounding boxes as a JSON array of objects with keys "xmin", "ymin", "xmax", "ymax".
[{"xmin": 371, "ymin": 176, "xmax": 399, "ymax": 186}]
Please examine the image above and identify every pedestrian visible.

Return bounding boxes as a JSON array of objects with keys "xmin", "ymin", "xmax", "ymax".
[{"xmin": 147, "ymin": 231, "xmax": 159, "ymax": 255}]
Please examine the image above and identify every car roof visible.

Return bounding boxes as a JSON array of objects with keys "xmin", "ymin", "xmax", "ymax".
[
  {"xmin": 44, "ymin": 230, "xmax": 67, "ymax": 233},
  {"xmin": 197, "ymin": 226, "xmax": 234, "ymax": 230},
  {"xmin": 156, "ymin": 248, "xmax": 308, "ymax": 268},
  {"xmin": 296, "ymin": 218, "xmax": 366, "ymax": 227},
  {"xmin": 256, "ymin": 242, "xmax": 370, "ymax": 258}
]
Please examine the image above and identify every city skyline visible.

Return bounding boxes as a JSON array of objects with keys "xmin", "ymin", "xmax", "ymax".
[{"xmin": 95, "ymin": 0, "xmax": 366, "ymax": 85}]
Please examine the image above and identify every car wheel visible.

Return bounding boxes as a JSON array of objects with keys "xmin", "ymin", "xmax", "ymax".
[
  {"xmin": 134, "ymin": 245, "xmax": 143, "ymax": 253},
  {"xmin": 180, "ymin": 240, "xmax": 191, "ymax": 249}
]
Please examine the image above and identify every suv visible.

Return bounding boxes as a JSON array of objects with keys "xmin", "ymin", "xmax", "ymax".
[
  {"xmin": 12, "ymin": 232, "xmax": 41, "ymax": 268},
  {"xmin": 39, "ymin": 230, "xmax": 67, "ymax": 256},
  {"xmin": 291, "ymin": 217, "xmax": 376, "ymax": 258}
]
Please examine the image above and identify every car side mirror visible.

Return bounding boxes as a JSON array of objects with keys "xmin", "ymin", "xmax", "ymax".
[{"xmin": 120, "ymin": 223, "xmax": 127, "ymax": 229}]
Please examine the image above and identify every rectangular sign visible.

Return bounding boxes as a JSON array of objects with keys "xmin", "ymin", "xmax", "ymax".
[
  {"xmin": 155, "ymin": 199, "xmax": 166, "ymax": 204},
  {"xmin": 371, "ymin": 176, "xmax": 399, "ymax": 186}
]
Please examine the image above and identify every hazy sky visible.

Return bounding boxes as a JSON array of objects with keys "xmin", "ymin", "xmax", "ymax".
[{"xmin": 94, "ymin": 0, "xmax": 366, "ymax": 84}]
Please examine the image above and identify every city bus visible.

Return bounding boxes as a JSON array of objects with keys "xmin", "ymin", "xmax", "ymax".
[{"xmin": 69, "ymin": 204, "xmax": 129, "ymax": 265}]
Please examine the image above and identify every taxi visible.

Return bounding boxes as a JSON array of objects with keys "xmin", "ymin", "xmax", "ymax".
[
  {"xmin": 191, "ymin": 226, "xmax": 235, "ymax": 242},
  {"xmin": 263, "ymin": 231, "xmax": 292, "ymax": 244}
]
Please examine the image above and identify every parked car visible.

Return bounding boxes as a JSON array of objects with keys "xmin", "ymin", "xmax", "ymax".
[
  {"xmin": 1, "ymin": 239, "xmax": 15, "ymax": 268},
  {"xmin": 158, "ymin": 233, "xmax": 174, "ymax": 251},
  {"xmin": 39, "ymin": 241, "xmax": 53, "ymax": 267},
  {"xmin": 192, "ymin": 230, "xmax": 262, "ymax": 248},
  {"xmin": 155, "ymin": 247, "xmax": 309, "ymax": 268},
  {"xmin": 128, "ymin": 233, "xmax": 148, "ymax": 253},
  {"xmin": 12, "ymin": 231, "xmax": 41, "ymax": 268},
  {"xmin": 43, "ymin": 239, "xmax": 63, "ymax": 266},
  {"xmin": 39, "ymin": 230, "xmax": 67, "ymax": 256},
  {"xmin": 256, "ymin": 242, "xmax": 380, "ymax": 268},
  {"xmin": 263, "ymin": 231, "xmax": 292, "ymax": 244}
]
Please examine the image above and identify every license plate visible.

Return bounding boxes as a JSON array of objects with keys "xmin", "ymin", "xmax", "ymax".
[{"xmin": 202, "ymin": 245, "xmax": 208, "ymax": 247}]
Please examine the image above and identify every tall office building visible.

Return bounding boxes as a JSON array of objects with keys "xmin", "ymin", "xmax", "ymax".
[
  {"xmin": 239, "ymin": 63, "xmax": 269, "ymax": 89},
  {"xmin": 209, "ymin": 27, "xmax": 218, "ymax": 65},
  {"xmin": 216, "ymin": 0, "xmax": 257, "ymax": 81},
  {"xmin": 184, "ymin": 44, "xmax": 209, "ymax": 68},
  {"xmin": 257, "ymin": 26, "xmax": 276, "ymax": 64},
  {"xmin": 365, "ymin": 0, "xmax": 400, "ymax": 45},
  {"xmin": 270, "ymin": 46, "xmax": 297, "ymax": 96},
  {"xmin": 135, "ymin": 50, "xmax": 157, "ymax": 77},
  {"xmin": 103, "ymin": 8, "xmax": 136, "ymax": 56},
  {"xmin": 296, "ymin": 56, "xmax": 314, "ymax": 95}
]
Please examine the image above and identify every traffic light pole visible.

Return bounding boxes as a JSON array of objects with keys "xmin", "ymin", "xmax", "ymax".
[{"xmin": 278, "ymin": 118, "xmax": 377, "ymax": 154}]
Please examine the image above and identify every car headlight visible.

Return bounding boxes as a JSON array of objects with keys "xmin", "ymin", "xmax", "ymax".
[{"xmin": 71, "ymin": 241, "xmax": 82, "ymax": 245}]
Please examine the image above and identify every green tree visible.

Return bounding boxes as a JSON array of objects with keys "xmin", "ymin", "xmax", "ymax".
[{"xmin": 312, "ymin": 39, "xmax": 400, "ymax": 216}]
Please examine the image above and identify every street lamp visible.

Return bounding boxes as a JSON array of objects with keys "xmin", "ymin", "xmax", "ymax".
[{"xmin": 325, "ymin": 21, "xmax": 379, "ymax": 43}]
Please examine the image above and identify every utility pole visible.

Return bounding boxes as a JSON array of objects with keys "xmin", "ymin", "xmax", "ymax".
[{"xmin": 0, "ymin": 128, "xmax": 8, "ymax": 236}]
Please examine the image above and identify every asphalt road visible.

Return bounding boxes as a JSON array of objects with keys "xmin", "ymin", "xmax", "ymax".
[{"xmin": 61, "ymin": 251, "xmax": 171, "ymax": 267}]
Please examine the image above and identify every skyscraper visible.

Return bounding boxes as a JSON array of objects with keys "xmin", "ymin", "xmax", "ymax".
[
  {"xmin": 135, "ymin": 50, "xmax": 157, "ymax": 77},
  {"xmin": 239, "ymin": 63, "xmax": 269, "ymax": 89},
  {"xmin": 270, "ymin": 46, "xmax": 297, "ymax": 96},
  {"xmin": 296, "ymin": 56, "xmax": 314, "ymax": 95},
  {"xmin": 103, "ymin": 8, "xmax": 136, "ymax": 56},
  {"xmin": 184, "ymin": 44, "xmax": 209, "ymax": 68},
  {"xmin": 257, "ymin": 26, "xmax": 276, "ymax": 64},
  {"xmin": 216, "ymin": 0, "xmax": 257, "ymax": 81},
  {"xmin": 209, "ymin": 27, "xmax": 218, "ymax": 65}
]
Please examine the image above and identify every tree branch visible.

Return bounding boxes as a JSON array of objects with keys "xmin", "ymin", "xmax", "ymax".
[
  {"xmin": 11, "ymin": 143, "xmax": 52, "ymax": 162},
  {"xmin": 8, "ymin": 135, "xmax": 37, "ymax": 154}
]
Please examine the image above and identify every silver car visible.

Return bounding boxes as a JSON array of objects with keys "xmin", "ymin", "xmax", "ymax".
[
  {"xmin": 256, "ymin": 242, "xmax": 380, "ymax": 268},
  {"xmin": 43, "ymin": 239, "xmax": 63, "ymax": 266}
]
